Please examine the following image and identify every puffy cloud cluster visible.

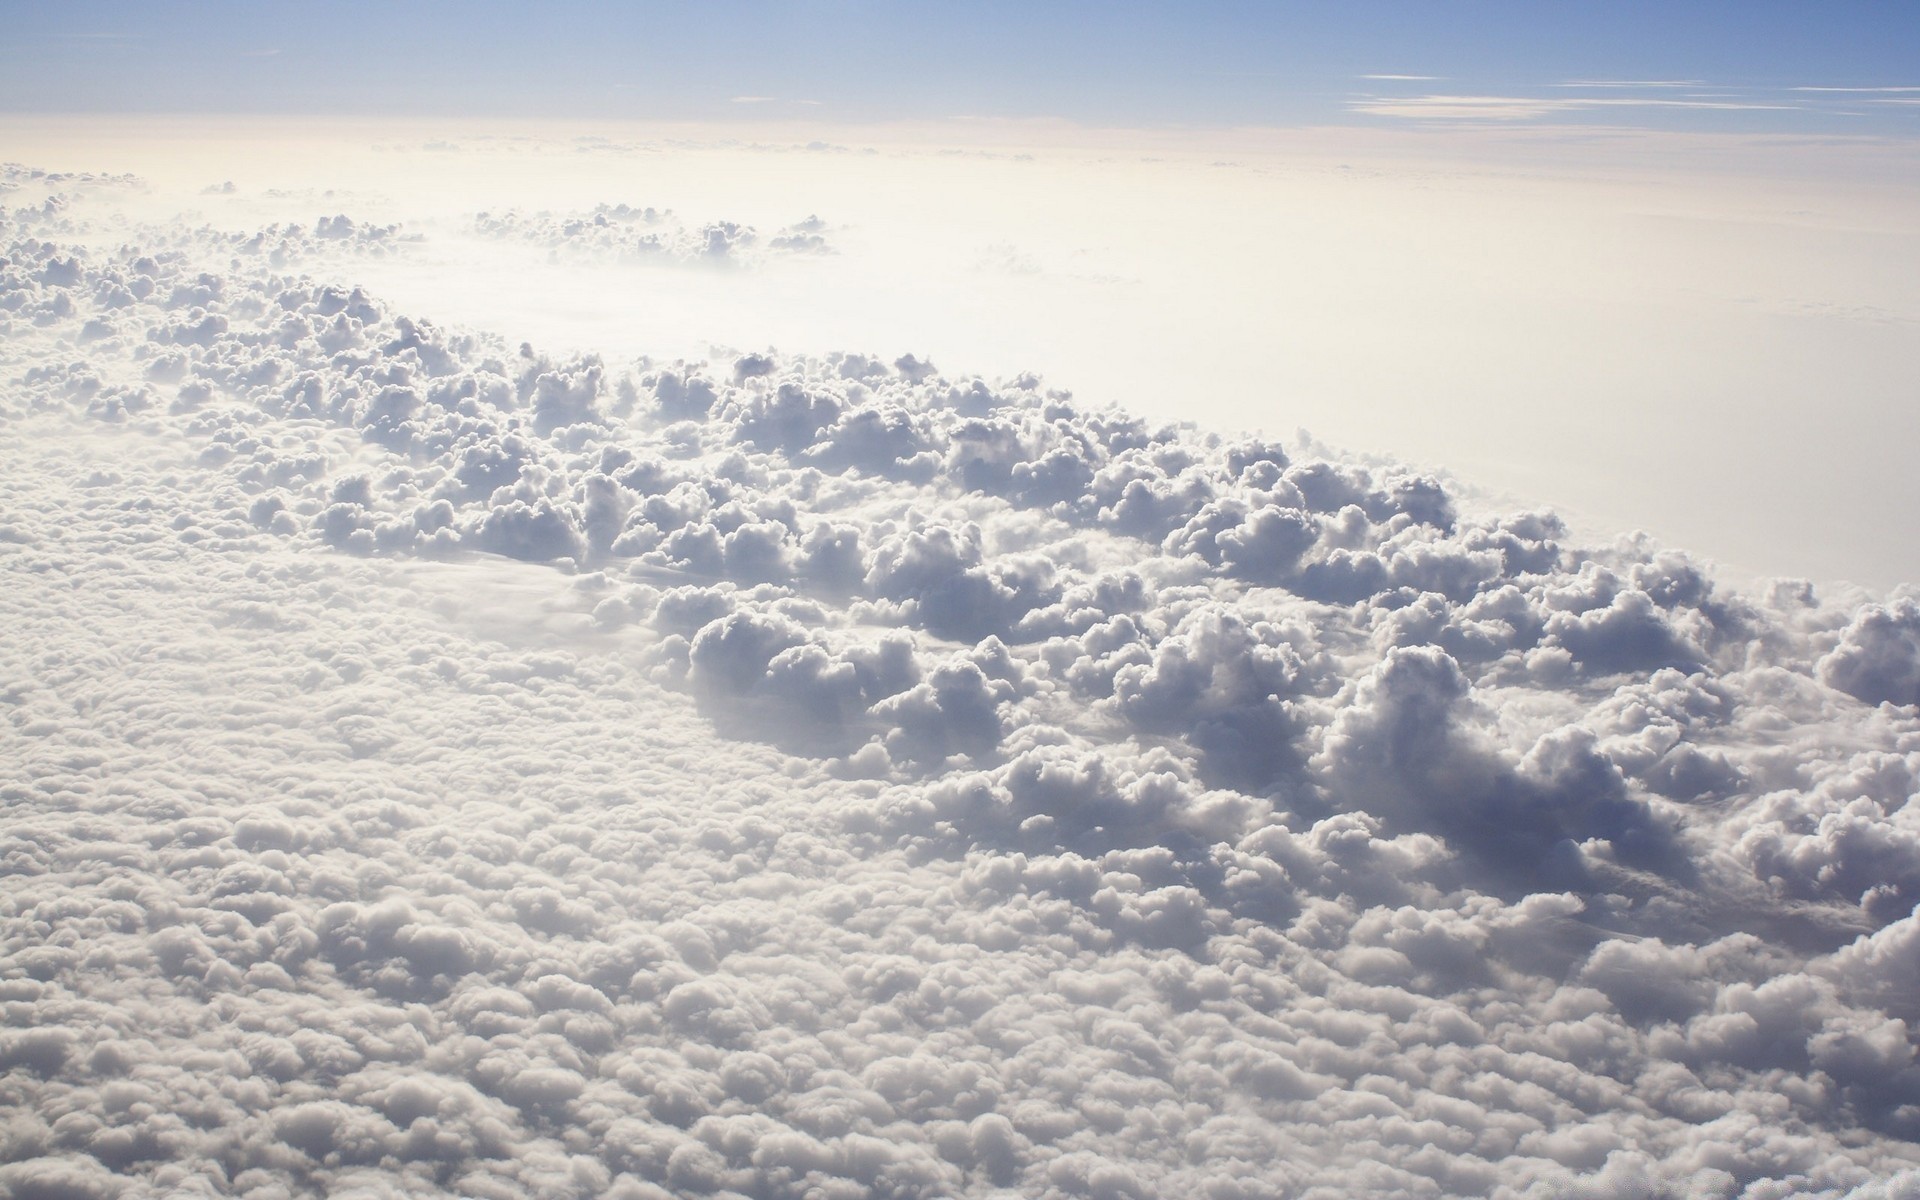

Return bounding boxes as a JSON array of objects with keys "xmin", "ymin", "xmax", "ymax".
[
  {"xmin": 208, "ymin": 215, "xmax": 419, "ymax": 268},
  {"xmin": 4, "ymin": 175, "xmax": 1920, "ymax": 1197},
  {"xmin": 1820, "ymin": 597, "xmax": 1920, "ymax": 708},
  {"xmin": 473, "ymin": 206, "xmax": 833, "ymax": 267},
  {"xmin": 0, "ymin": 162, "xmax": 144, "ymax": 214}
]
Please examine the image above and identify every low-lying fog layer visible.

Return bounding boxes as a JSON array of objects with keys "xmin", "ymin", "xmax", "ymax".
[{"xmin": 2, "ymin": 128, "xmax": 1919, "ymax": 1199}]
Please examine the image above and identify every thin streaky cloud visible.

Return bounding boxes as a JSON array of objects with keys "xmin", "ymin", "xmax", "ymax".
[
  {"xmin": 1352, "ymin": 93, "xmax": 1802, "ymax": 121},
  {"xmin": 1359, "ymin": 74, "xmax": 1441, "ymax": 81},
  {"xmin": 1554, "ymin": 79, "xmax": 1706, "ymax": 89},
  {"xmin": 730, "ymin": 95, "xmax": 775, "ymax": 104},
  {"xmin": 1587, "ymin": 98, "xmax": 1798, "ymax": 110},
  {"xmin": 1792, "ymin": 86, "xmax": 1920, "ymax": 93}
]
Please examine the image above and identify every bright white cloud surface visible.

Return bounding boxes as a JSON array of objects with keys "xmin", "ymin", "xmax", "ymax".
[{"xmin": 3, "ymin": 122, "xmax": 1920, "ymax": 1200}]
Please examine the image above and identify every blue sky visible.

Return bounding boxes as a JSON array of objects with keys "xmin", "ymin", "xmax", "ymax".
[{"xmin": 5, "ymin": 1, "xmax": 1920, "ymax": 132}]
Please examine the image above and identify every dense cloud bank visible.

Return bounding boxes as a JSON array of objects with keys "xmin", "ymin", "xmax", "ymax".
[{"xmin": 3, "ymin": 176, "xmax": 1920, "ymax": 1199}]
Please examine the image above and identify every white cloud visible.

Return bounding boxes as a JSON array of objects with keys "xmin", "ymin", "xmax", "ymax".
[
  {"xmin": 2, "ymin": 154, "xmax": 1920, "ymax": 1199},
  {"xmin": 1554, "ymin": 79, "xmax": 1707, "ymax": 89},
  {"xmin": 471, "ymin": 204, "xmax": 833, "ymax": 267},
  {"xmin": 1818, "ymin": 596, "xmax": 1920, "ymax": 707},
  {"xmin": 1351, "ymin": 93, "xmax": 1800, "ymax": 120}
]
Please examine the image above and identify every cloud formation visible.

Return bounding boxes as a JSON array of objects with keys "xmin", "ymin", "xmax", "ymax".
[
  {"xmin": 2, "ymin": 168, "xmax": 1919, "ymax": 1199},
  {"xmin": 473, "ymin": 205, "xmax": 833, "ymax": 267}
]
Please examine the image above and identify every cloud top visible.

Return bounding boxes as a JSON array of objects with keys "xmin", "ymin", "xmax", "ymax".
[{"xmin": 2, "ymin": 168, "xmax": 1919, "ymax": 1198}]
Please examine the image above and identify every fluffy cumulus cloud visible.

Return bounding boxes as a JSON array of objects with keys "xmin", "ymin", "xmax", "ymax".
[
  {"xmin": 3, "ymin": 168, "xmax": 1920, "ymax": 1200},
  {"xmin": 472, "ymin": 205, "xmax": 833, "ymax": 267}
]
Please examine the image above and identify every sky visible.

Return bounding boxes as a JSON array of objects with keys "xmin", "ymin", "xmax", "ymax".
[
  {"xmin": 7, "ymin": 7, "xmax": 1920, "ymax": 1200},
  {"xmin": 6, "ymin": 1, "xmax": 1920, "ymax": 133}
]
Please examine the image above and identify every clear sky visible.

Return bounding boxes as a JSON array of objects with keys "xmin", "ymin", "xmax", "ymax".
[{"xmin": 5, "ymin": 1, "xmax": 1920, "ymax": 133}]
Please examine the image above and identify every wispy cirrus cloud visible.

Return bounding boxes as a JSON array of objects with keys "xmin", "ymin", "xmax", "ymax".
[
  {"xmin": 1554, "ymin": 79, "xmax": 1706, "ymax": 89},
  {"xmin": 1351, "ymin": 93, "xmax": 1799, "ymax": 121},
  {"xmin": 1355, "ymin": 79, "xmax": 1920, "ymax": 127}
]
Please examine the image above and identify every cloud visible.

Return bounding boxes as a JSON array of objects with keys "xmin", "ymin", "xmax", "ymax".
[
  {"xmin": 473, "ymin": 205, "xmax": 834, "ymax": 267},
  {"xmin": 1819, "ymin": 596, "xmax": 1920, "ymax": 706},
  {"xmin": 3, "ymin": 164, "xmax": 1920, "ymax": 1200},
  {"xmin": 1554, "ymin": 80, "xmax": 1708, "ymax": 89},
  {"xmin": 1351, "ymin": 93, "xmax": 1800, "ymax": 121}
]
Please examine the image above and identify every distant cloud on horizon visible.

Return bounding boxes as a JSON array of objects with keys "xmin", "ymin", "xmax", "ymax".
[
  {"xmin": 1347, "ymin": 72, "xmax": 1920, "ymax": 131},
  {"xmin": 1351, "ymin": 92, "xmax": 1800, "ymax": 121}
]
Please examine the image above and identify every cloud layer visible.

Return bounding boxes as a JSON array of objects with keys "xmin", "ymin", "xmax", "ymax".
[{"xmin": 3, "ymin": 170, "xmax": 1919, "ymax": 1198}]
